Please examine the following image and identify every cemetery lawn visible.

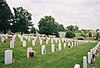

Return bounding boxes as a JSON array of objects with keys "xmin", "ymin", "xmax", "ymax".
[
  {"xmin": 0, "ymin": 37, "xmax": 99, "ymax": 68},
  {"xmin": 95, "ymin": 49, "xmax": 100, "ymax": 68}
]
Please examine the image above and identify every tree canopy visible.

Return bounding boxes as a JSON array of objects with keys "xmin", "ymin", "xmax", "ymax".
[
  {"xmin": 11, "ymin": 7, "xmax": 33, "ymax": 34},
  {"xmin": 0, "ymin": 0, "xmax": 12, "ymax": 33},
  {"xmin": 58, "ymin": 24, "xmax": 65, "ymax": 31},
  {"xmin": 65, "ymin": 25, "xmax": 79, "ymax": 38},
  {"xmin": 38, "ymin": 16, "xmax": 59, "ymax": 36},
  {"xmin": 65, "ymin": 30, "xmax": 75, "ymax": 38},
  {"xmin": 66, "ymin": 25, "xmax": 79, "ymax": 32}
]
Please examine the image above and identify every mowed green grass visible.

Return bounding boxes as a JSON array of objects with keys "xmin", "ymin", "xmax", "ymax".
[
  {"xmin": 0, "ymin": 37, "xmax": 98, "ymax": 68},
  {"xmin": 95, "ymin": 50, "xmax": 100, "ymax": 68}
]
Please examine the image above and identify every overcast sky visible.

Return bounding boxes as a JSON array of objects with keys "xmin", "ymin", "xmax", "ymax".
[{"xmin": 7, "ymin": 0, "xmax": 100, "ymax": 29}]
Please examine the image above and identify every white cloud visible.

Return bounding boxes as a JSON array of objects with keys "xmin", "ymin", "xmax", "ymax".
[{"xmin": 7, "ymin": 0, "xmax": 100, "ymax": 29}]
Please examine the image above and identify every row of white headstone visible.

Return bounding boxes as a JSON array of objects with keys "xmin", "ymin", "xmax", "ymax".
[
  {"xmin": 74, "ymin": 42, "xmax": 100, "ymax": 68},
  {"xmin": 22, "ymin": 39, "xmax": 78, "ymax": 47},
  {"xmin": 41, "ymin": 41, "xmax": 81, "ymax": 55},
  {"xmin": 4, "ymin": 41, "xmax": 86, "ymax": 65},
  {"xmin": 18, "ymin": 35, "xmax": 79, "ymax": 45},
  {"xmin": 8, "ymin": 35, "xmax": 92, "ymax": 50},
  {"xmin": 4, "ymin": 41, "xmax": 94, "ymax": 65},
  {"xmin": 14, "ymin": 35, "xmax": 94, "ymax": 48}
]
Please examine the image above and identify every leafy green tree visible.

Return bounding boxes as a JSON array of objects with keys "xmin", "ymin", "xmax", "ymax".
[
  {"xmin": 65, "ymin": 30, "xmax": 75, "ymax": 38},
  {"xmin": 66, "ymin": 25, "xmax": 79, "ymax": 32},
  {"xmin": 89, "ymin": 32, "xmax": 92, "ymax": 37},
  {"xmin": 0, "ymin": 0, "xmax": 12, "ymax": 33},
  {"xmin": 58, "ymin": 24, "xmax": 65, "ymax": 31},
  {"xmin": 30, "ymin": 27, "xmax": 36, "ymax": 34},
  {"xmin": 66, "ymin": 25, "xmax": 74, "ymax": 31},
  {"xmin": 81, "ymin": 29, "xmax": 89, "ymax": 37},
  {"xmin": 96, "ymin": 29, "xmax": 99, "ymax": 32},
  {"xmin": 96, "ymin": 32, "xmax": 100, "ymax": 40},
  {"xmin": 74, "ymin": 25, "xmax": 79, "ymax": 32},
  {"xmin": 38, "ymin": 16, "xmax": 59, "ymax": 36},
  {"xmin": 11, "ymin": 7, "xmax": 33, "ymax": 34}
]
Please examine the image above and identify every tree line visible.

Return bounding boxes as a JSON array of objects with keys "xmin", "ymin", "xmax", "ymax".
[{"xmin": 0, "ymin": 0, "xmax": 99, "ymax": 39}]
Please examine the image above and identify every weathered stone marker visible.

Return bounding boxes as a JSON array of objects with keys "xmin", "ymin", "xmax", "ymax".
[
  {"xmin": 83, "ymin": 56, "xmax": 87, "ymax": 68},
  {"xmin": 5, "ymin": 50, "xmax": 13, "ymax": 64}
]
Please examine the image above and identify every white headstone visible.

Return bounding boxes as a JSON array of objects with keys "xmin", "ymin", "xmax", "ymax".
[
  {"xmin": 28, "ymin": 37, "xmax": 30, "ymax": 41},
  {"xmin": 83, "ymin": 56, "xmax": 87, "ymax": 68},
  {"xmin": 34, "ymin": 37, "xmax": 37, "ymax": 41},
  {"xmin": 74, "ymin": 64, "xmax": 80, "ymax": 68},
  {"xmin": 64, "ymin": 43, "xmax": 66, "ymax": 49},
  {"xmin": 55, "ymin": 39, "xmax": 58, "ymax": 43},
  {"xmin": 72, "ymin": 41, "xmax": 74, "ymax": 47},
  {"xmin": 88, "ymin": 52, "xmax": 91, "ymax": 64},
  {"xmin": 5, "ymin": 34, "xmax": 8, "ymax": 39},
  {"xmin": 40, "ymin": 40, "xmax": 42, "ymax": 45},
  {"xmin": 10, "ymin": 41, "xmax": 14, "ymax": 48},
  {"xmin": 20, "ymin": 37, "xmax": 23, "ymax": 42},
  {"xmin": 59, "ymin": 39, "xmax": 61, "ymax": 43},
  {"xmin": 32, "ymin": 40, "xmax": 35, "ymax": 46},
  {"xmin": 41, "ymin": 45, "xmax": 46, "ymax": 54},
  {"xmin": 5, "ymin": 50, "xmax": 13, "ymax": 64},
  {"xmin": 58, "ymin": 43, "xmax": 61, "ymax": 50},
  {"xmin": 23, "ymin": 41, "xmax": 26, "ymax": 47},
  {"xmin": 51, "ymin": 38, "xmax": 53, "ymax": 43},
  {"xmin": 74, "ymin": 41, "xmax": 77, "ymax": 46},
  {"xmin": 68, "ymin": 41, "xmax": 70, "ymax": 46},
  {"xmin": 1, "ymin": 37, "xmax": 5, "ymax": 42},
  {"xmin": 46, "ymin": 40, "xmax": 48, "ymax": 44},
  {"xmin": 61, "ymin": 38, "xmax": 65, "ymax": 42},
  {"xmin": 25, "ymin": 36, "xmax": 28, "ymax": 40},
  {"xmin": 90, "ymin": 49, "xmax": 92, "ymax": 59},
  {"xmin": 77, "ymin": 41, "xmax": 78, "ymax": 45},
  {"xmin": 51, "ymin": 44, "xmax": 55, "ymax": 52},
  {"xmin": 27, "ymin": 47, "xmax": 32, "ymax": 58}
]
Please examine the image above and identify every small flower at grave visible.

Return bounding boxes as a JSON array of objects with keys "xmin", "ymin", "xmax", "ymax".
[{"xmin": 29, "ymin": 51, "xmax": 36, "ymax": 58}]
